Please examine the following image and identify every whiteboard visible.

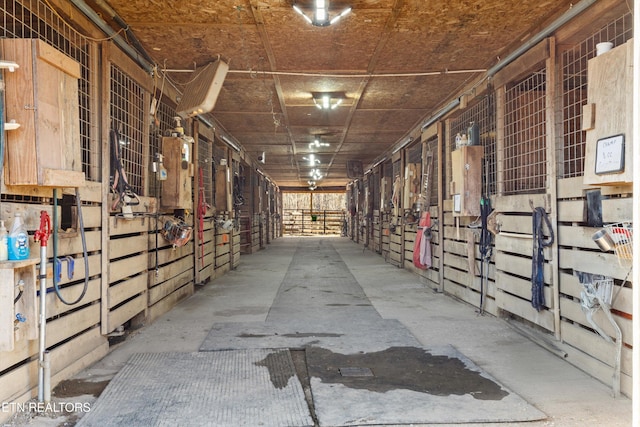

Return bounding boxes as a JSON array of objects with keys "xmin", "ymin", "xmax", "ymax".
[{"xmin": 595, "ymin": 134, "xmax": 625, "ymax": 175}]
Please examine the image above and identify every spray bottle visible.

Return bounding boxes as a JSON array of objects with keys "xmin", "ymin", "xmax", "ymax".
[
  {"xmin": 8, "ymin": 212, "xmax": 29, "ymax": 260},
  {"xmin": 0, "ymin": 220, "xmax": 8, "ymax": 261}
]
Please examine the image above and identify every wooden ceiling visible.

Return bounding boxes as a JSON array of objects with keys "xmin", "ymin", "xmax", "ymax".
[{"xmin": 90, "ymin": 0, "xmax": 576, "ymax": 190}]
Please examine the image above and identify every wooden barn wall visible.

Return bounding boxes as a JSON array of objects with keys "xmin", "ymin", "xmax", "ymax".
[
  {"xmin": 556, "ymin": 177, "xmax": 633, "ymax": 395},
  {"xmin": 0, "ymin": 184, "xmax": 108, "ymax": 414},
  {"xmin": 493, "ymin": 193, "xmax": 555, "ymax": 329},
  {"xmin": 0, "ymin": 1, "xmax": 280, "ymax": 419},
  {"xmin": 147, "ymin": 215, "xmax": 195, "ymax": 324},
  {"xmin": 403, "ymin": 205, "xmax": 441, "ymax": 290},
  {"xmin": 440, "ymin": 200, "xmax": 496, "ymax": 314},
  {"xmin": 232, "ymin": 228, "xmax": 241, "ymax": 270},
  {"xmin": 250, "ymin": 212, "xmax": 261, "ymax": 253},
  {"xmin": 196, "ymin": 210, "xmax": 216, "ymax": 284},
  {"xmin": 348, "ymin": 5, "xmax": 634, "ymax": 397}
]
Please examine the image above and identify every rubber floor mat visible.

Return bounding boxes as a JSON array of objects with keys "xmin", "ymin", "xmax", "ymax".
[
  {"xmin": 76, "ymin": 350, "xmax": 313, "ymax": 427},
  {"xmin": 306, "ymin": 345, "xmax": 547, "ymax": 426}
]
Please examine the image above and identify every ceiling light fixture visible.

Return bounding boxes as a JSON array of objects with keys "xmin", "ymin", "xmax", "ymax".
[
  {"xmin": 303, "ymin": 154, "xmax": 321, "ymax": 167},
  {"xmin": 309, "ymin": 138, "xmax": 330, "ymax": 150},
  {"xmin": 312, "ymin": 93, "xmax": 343, "ymax": 110},
  {"xmin": 293, "ymin": 1, "xmax": 351, "ymax": 27},
  {"xmin": 309, "ymin": 169, "xmax": 323, "ymax": 180}
]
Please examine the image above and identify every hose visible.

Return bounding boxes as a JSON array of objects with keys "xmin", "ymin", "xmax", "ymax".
[{"xmin": 52, "ymin": 188, "xmax": 89, "ymax": 305}]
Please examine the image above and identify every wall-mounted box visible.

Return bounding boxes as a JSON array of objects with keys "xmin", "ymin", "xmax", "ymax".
[
  {"xmin": 450, "ymin": 145, "xmax": 484, "ymax": 217},
  {"xmin": 160, "ymin": 136, "xmax": 193, "ymax": 210},
  {"xmin": 1, "ymin": 39, "xmax": 84, "ymax": 187},
  {"xmin": 583, "ymin": 39, "xmax": 633, "ymax": 186},
  {"xmin": 0, "ymin": 259, "xmax": 38, "ymax": 352}
]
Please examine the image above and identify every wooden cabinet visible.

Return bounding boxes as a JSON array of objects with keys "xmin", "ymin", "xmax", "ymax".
[
  {"xmin": 1, "ymin": 39, "xmax": 84, "ymax": 187},
  {"xmin": 450, "ymin": 145, "xmax": 484, "ymax": 217},
  {"xmin": 160, "ymin": 137, "xmax": 193, "ymax": 210},
  {"xmin": 583, "ymin": 39, "xmax": 633, "ymax": 186},
  {"xmin": 0, "ymin": 259, "xmax": 38, "ymax": 352}
]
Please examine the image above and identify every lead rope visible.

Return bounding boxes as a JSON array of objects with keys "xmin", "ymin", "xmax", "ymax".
[{"xmin": 531, "ymin": 206, "xmax": 554, "ymax": 311}]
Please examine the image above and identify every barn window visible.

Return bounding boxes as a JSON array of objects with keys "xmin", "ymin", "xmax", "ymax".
[
  {"xmin": 110, "ymin": 64, "xmax": 146, "ymax": 196},
  {"xmin": 501, "ymin": 69, "xmax": 547, "ymax": 195}
]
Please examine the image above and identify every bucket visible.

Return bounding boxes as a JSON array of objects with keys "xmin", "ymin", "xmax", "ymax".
[
  {"xmin": 592, "ymin": 229, "xmax": 614, "ymax": 251},
  {"xmin": 596, "ymin": 42, "xmax": 613, "ymax": 56}
]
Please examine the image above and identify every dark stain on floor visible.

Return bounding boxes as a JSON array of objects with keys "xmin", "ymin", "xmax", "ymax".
[
  {"xmin": 53, "ymin": 378, "xmax": 110, "ymax": 398},
  {"xmin": 306, "ymin": 346, "xmax": 509, "ymax": 401},
  {"xmin": 254, "ymin": 351, "xmax": 296, "ymax": 390}
]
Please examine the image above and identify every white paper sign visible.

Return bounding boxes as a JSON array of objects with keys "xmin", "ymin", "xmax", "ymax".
[{"xmin": 595, "ymin": 134, "xmax": 624, "ymax": 174}]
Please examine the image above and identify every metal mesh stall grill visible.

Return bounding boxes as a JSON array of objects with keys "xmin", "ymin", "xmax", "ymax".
[
  {"xmin": 559, "ymin": 13, "xmax": 633, "ymax": 179},
  {"xmin": 501, "ymin": 69, "xmax": 547, "ymax": 195},
  {"xmin": 1, "ymin": 0, "xmax": 99, "ymax": 182},
  {"xmin": 382, "ymin": 160, "xmax": 393, "ymax": 212},
  {"xmin": 198, "ymin": 135, "xmax": 214, "ymax": 205},
  {"xmin": 392, "ymin": 159, "xmax": 401, "ymax": 180},
  {"xmin": 449, "ymin": 94, "xmax": 496, "ymax": 195},
  {"xmin": 110, "ymin": 64, "xmax": 146, "ymax": 196},
  {"xmin": 372, "ymin": 170, "xmax": 380, "ymax": 212},
  {"xmin": 425, "ymin": 134, "xmax": 439, "ymax": 207},
  {"xmin": 407, "ymin": 142, "xmax": 422, "ymax": 164},
  {"xmin": 392, "ymin": 159, "xmax": 401, "ymax": 213}
]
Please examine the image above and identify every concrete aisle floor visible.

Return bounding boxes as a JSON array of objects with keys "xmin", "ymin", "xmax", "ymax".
[{"xmin": 8, "ymin": 236, "xmax": 632, "ymax": 426}]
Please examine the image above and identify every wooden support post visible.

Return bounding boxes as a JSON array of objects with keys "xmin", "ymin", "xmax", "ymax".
[
  {"xmin": 437, "ymin": 121, "xmax": 445, "ymax": 293},
  {"xmin": 100, "ymin": 46, "xmax": 110, "ymax": 335},
  {"xmin": 546, "ymin": 37, "xmax": 561, "ymax": 340},
  {"xmin": 193, "ymin": 120, "xmax": 201, "ymax": 285}
]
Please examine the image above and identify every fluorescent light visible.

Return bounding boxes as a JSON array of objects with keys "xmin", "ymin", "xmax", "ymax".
[
  {"xmin": 293, "ymin": 2, "xmax": 351, "ymax": 27},
  {"xmin": 309, "ymin": 139, "xmax": 330, "ymax": 150},
  {"xmin": 330, "ymin": 7, "xmax": 351, "ymax": 24},
  {"xmin": 309, "ymin": 168, "xmax": 323, "ymax": 180},
  {"xmin": 293, "ymin": 5, "xmax": 313, "ymax": 24},
  {"xmin": 315, "ymin": 0, "xmax": 327, "ymax": 22},
  {"xmin": 303, "ymin": 154, "xmax": 321, "ymax": 166},
  {"xmin": 313, "ymin": 92, "xmax": 345, "ymax": 110}
]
